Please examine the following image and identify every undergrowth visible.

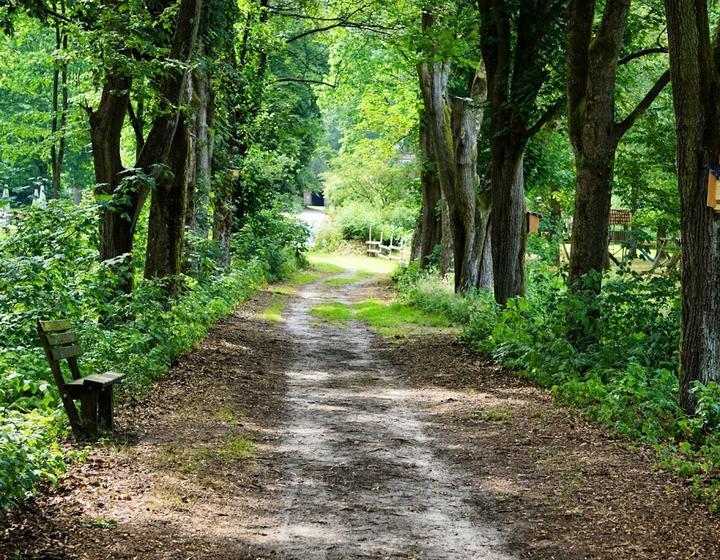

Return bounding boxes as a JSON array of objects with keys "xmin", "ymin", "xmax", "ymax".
[
  {"xmin": 394, "ymin": 261, "xmax": 720, "ymax": 508},
  {"xmin": 0, "ymin": 200, "xmax": 307, "ymax": 507}
]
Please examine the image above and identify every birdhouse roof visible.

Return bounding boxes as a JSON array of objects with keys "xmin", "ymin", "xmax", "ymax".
[{"xmin": 609, "ymin": 208, "xmax": 632, "ymax": 226}]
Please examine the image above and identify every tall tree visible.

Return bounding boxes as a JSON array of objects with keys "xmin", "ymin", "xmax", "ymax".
[
  {"xmin": 49, "ymin": 0, "xmax": 68, "ymax": 199},
  {"xmin": 418, "ymin": 9, "xmax": 492, "ymax": 293},
  {"xmin": 566, "ymin": 0, "xmax": 669, "ymax": 292},
  {"xmin": 87, "ymin": 0, "xmax": 203, "ymax": 291},
  {"xmin": 411, "ymin": 110, "xmax": 443, "ymax": 268},
  {"xmin": 142, "ymin": 0, "xmax": 203, "ymax": 286},
  {"xmin": 477, "ymin": 0, "xmax": 565, "ymax": 305},
  {"xmin": 663, "ymin": 0, "xmax": 720, "ymax": 412}
]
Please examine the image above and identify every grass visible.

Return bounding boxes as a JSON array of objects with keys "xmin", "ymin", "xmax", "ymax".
[
  {"xmin": 310, "ymin": 302, "xmax": 354, "ymax": 322},
  {"xmin": 260, "ymin": 299, "xmax": 285, "ymax": 322},
  {"xmin": 156, "ymin": 435, "xmax": 257, "ymax": 482},
  {"xmin": 324, "ymin": 271, "xmax": 373, "ymax": 286},
  {"xmin": 476, "ymin": 406, "xmax": 514, "ymax": 422},
  {"xmin": 308, "ymin": 252, "xmax": 399, "ymax": 276},
  {"xmin": 270, "ymin": 259, "xmax": 346, "ymax": 296},
  {"xmin": 310, "ymin": 298, "xmax": 453, "ymax": 337}
]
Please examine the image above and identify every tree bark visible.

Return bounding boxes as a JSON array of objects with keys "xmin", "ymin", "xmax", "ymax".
[
  {"xmin": 191, "ymin": 67, "xmax": 214, "ymax": 237},
  {"xmin": 88, "ymin": 73, "xmax": 132, "ymax": 266},
  {"xmin": 477, "ymin": 0, "xmax": 564, "ymax": 304},
  {"xmin": 50, "ymin": 2, "xmax": 67, "ymax": 200},
  {"xmin": 144, "ymin": 114, "xmax": 192, "ymax": 291},
  {"xmin": 567, "ymin": 0, "xmax": 670, "ymax": 291},
  {"xmin": 664, "ymin": 0, "xmax": 720, "ymax": 412},
  {"xmin": 212, "ymin": 175, "xmax": 233, "ymax": 268},
  {"xmin": 417, "ymin": 58, "xmax": 491, "ymax": 293},
  {"xmin": 411, "ymin": 110, "xmax": 442, "ymax": 268},
  {"xmin": 440, "ymin": 196, "xmax": 454, "ymax": 275},
  {"xmin": 490, "ymin": 142, "xmax": 525, "ymax": 303}
]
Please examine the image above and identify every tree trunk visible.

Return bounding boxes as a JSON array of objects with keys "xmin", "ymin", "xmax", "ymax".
[
  {"xmin": 417, "ymin": 58, "xmax": 491, "ymax": 293},
  {"xmin": 88, "ymin": 73, "xmax": 133, "ymax": 268},
  {"xmin": 50, "ymin": 1, "xmax": 68, "ymax": 199},
  {"xmin": 490, "ymin": 145, "xmax": 526, "ymax": 304},
  {"xmin": 212, "ymin": 175, "xmax": 233, "ymax": 268},
  {"xmin": 89, "ymin": 0, "xmax": 202, "ymax": 293},
  {"xmin": 440, "ymin": 196, "xmax": 454, "ymax": 275},
  {"xmin": 664, "ymin": 0, "xmax": 720, "ymax": 413},
  {"xmin": 566, "ymin": 0, "xmax": 670, "ymax": 292},
  {"xmin": 191, "ymin": 67, "xmax": 213, "ymax": 237},
  {"xmin": 144, "ymin": 114, "xmax": 192, "ymax": 290},
  {"xmin": 568, "ymin": 152, "xmax": 616, "ymax": 290},
  {"xmin": 477, "ymin": 0, "xmax": 564, "ymax": 305},
  {"xmin": 451, "ymin": 96, "xmax": 491, "ymax": 292},
  {"xmin": 411, "ymin": 110, "xmax": 442, "ymax": 268}
]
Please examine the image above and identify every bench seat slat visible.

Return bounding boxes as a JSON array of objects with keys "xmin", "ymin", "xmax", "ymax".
[
  {"xmin": 39, "ymin": 319, "xmax": 73, "ymax": 332},
  {"xmin": 83, "ymin": 372, "xmax": 124, "ymax": 388},
  {"xmin": 46, "ymin": 332, "xmax": 77, "ymax": 346},
  {"xmin": 64, "ymin": 372, "xmax": 124, "ymax": 392},
  {"xmin": 51, "ymin": 344, "xmax": 82, "ymax": 360}
]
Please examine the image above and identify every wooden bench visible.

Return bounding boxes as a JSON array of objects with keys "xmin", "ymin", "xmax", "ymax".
[{"xmin": 37, "ymin": 319, "xmax": 124, "ymax": 439}]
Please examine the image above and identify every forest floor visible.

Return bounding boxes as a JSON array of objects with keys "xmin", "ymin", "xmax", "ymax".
[{"xmin": 2, "ymin": 255, "xmax": 720, "ymax": 559}]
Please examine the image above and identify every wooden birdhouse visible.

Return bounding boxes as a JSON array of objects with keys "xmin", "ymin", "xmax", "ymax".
[
  {"xmin": 708, "ymin": 165, "xmax": 720, "ymax": 212},
  {"xmin": 527, "ymin": 211, "xmax": 542, "ymax": 234}
]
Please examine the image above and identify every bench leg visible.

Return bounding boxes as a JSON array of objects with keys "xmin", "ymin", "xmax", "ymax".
[
  {"xmin": 79, "ymin": 391, "xmax": 98, "ymax": 438},
  {"xmin": 98, "ymin": 386, "xmax": 114, "ymax": 433}
]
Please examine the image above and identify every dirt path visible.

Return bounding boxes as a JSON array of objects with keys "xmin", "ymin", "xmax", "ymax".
[
  {"xmin": 3, "ymin": 266, "xmax": 720, "ymax": 559},
  {"xmin": 252, "ymin": 276, "xmax": 511, "ymax": 559}
]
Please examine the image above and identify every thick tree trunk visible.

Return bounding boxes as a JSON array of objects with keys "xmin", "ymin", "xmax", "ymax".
[
  {"xmin": 566, "ymin": 0, "xmax": 669, "ymax": 292},
  {"xmin": 478, "ymin": 1, "xmax": 558, "ymax": 305},
  {"xmin": 89, "ymin": 0, "xmax": 202, "ymax": 294},
  {"xmin": 490, "ymin": 145, "xmax": 526, "ymax": 304},
  {"xmin": 417, "ymin": 60, "xmax": 491, "ymax": 293},
  {"xmin": 139, "ymin": 0, "xmax": 203, "ymax": 287},
  {"xmin": 411, "ymin": 110, "xmax": 442, "ymax": 268},
  {"xmin": 440, "ymin": 197, "xmax": 454, "ymax": 275},
  {"xmin": 88, "ymin": 73, "xmax": 132, "ymax": 266},
  {"xmin": 144, "ymin": 115, "xmax": 192, "ymax": 288},
  {"xmin": 212, "ymin": 176, "xmax": 233, "ymax": 268},
  {"xmin": 664, "ymin": 0, "xmax": 720, "ymax": 413},
  {"xmin": 192, "ymin": 68, "xmax": 214, "ymax": 237},
  {"xmin": 451, "ymin": 96, "xmax": 491, "ymax": 292},
  {"xmin": 568, "ymin": 153, "xmax": 616, "ymax": 290}
]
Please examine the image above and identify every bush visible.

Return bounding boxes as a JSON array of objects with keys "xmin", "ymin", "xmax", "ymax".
[
  {"xmin": 332, "ymin": 201, "xmax": 416, "ymax": 242},
  {"xmin": 0, "ymin": 199, "xmax": 306, "ymax": 507},
  {"xmin": 394, "ymin": 263, "xmax": 720, "ymax": 506}
]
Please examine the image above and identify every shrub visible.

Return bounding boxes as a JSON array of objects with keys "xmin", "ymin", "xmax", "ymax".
[
  {"xmin": 394, "ymin": 263, "xmax": 720, "ymax": 506},
  {"xmin": 0, "ymin": 199, "xmax": 307, "ymax": 507},
  {"xmin": 331, "ymin": 201, "xmax": 415, "ymax": 242}
]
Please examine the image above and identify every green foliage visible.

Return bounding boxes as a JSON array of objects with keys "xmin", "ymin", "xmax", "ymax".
[
  {"xmin": 331, "ymin": 201, "xmax": 416, "ymax": 242},
  {"xmin": 316, "ymin": 27, "xmax": 420, "ymax": 245},
  {"xmin": 311, "ymin": 292, "xmax": 451, "ymax": 337},
  {"xmin": 232, "ymin": 208, "xmax": 309, "ymax": 282},
  {"xmin": 394, "ymin": 264, "xmax": 720, "ymax": 506},
  {"xmin": 0, "ymin": 408, "xmax": 65, "ymax": 507},
  {"xmin": 0, "ymin": 199, "xmax": 306, "ymax": 507}
]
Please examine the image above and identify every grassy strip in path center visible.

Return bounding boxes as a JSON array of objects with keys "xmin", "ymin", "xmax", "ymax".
[{"xmin": 311, "ymin": 299, "xmax": 454, "ymax": 337}]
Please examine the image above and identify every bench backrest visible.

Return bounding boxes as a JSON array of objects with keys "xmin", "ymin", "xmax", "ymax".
[{"xmin": 37, "ymin": 319, "xmax": 83, "ymax": 386}]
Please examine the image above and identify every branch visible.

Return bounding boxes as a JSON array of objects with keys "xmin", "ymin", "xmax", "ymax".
[
  {"xmin": 615, "ymin": 69, "xmax": 671, "ymax": 138},
  {"xmin": 286, "ymin": 21, "xmax": 392, "ymax": 42},
  {"xmin": 126, "ymin": 99, "xmax": 145, "ymax": 152},
  {"xmin": 271, "ymin": 77, "xmax": 336, "ymax": 88},
  {"xmin": 525, "ymin": 99, "xmax": 563, "ymax": 139},
  {"xmin": 42, "ymin": 6, "xmax": 72, "ymax": 23},
  {"xmin": 618, "ymin": 47, "xmax": 668, "ymax": 65}
]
